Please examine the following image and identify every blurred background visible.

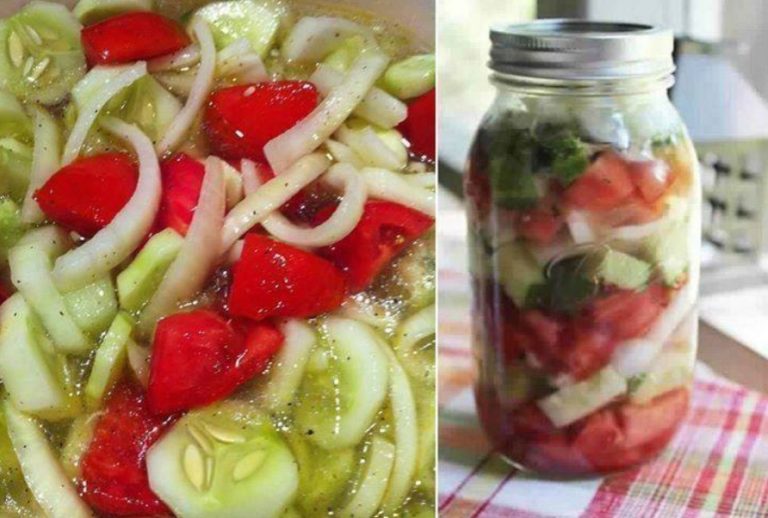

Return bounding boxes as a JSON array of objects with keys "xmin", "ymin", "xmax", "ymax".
[{"xmin": 438, "ymin": 0, "xmax": 768, "ymax": 388}]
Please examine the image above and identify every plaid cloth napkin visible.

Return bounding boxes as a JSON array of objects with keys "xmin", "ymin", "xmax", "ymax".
[{"xmin": 437, "ymin": 237, "xmax": 768, "ymax": 518}]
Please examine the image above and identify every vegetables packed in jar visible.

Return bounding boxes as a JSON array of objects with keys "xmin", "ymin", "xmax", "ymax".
[{"xmin": 465, "ymin": 20, "xmax": 700, "ymax": 477}]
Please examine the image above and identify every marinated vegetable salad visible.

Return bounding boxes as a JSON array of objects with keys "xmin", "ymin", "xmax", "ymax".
[
  {"xmin": 0, "ymin": 1, "xmax": 436, "ymax": 516},
  {"xmin": 466, "ymin": 92, "xmax": 700, "ymax": 476}
]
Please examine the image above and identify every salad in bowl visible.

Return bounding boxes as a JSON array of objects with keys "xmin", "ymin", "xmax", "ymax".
[{"xmin": 0, "ymin": 0, "xmax": 436, "ymax": 516}]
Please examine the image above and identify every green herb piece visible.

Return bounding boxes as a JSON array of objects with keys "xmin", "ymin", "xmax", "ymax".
[
  {"xmin": 526, "ymin": 256, "xmax": 598, "ymax": 314},
  {"xmin": 488, "ymin": 127, "xmax": 539, "ymax": 209}
]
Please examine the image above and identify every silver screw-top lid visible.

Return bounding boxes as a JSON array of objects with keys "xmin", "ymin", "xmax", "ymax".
[{"xmin": 490, "ymin": 19, "xmax": 674, "ymax": 80}]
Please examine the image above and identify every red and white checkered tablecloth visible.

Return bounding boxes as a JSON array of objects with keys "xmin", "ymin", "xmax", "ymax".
[{"xmin": 437, "ymin": 266, "xmax": 768, "ymax": 518}]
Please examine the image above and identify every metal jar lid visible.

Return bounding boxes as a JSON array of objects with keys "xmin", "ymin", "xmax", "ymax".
[{"xmin": 490, "ymin": 19, "xmax": 674, "ymax": 80}]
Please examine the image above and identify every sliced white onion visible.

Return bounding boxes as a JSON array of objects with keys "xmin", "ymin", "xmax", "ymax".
[
  {"xmin": 310, "ymin": 64, "xmax": 407, "ymax": 128},
  {"xmin": 264, "ymin": 50, "xmax": 389, "ymax": 172},
  {"xmin": 9, "ymin": 227, "xmax": 91, "ymax": 355},
  {"xmin": 21, "ymin": 107, "xmax": 60, "ymax": 223},
  {"xmin": 359, "ymin": 167, "xmax": 435, "ymax": 217},
  {"xmin": 226, "ymin": 239, "xmax": 245, "ymax": 266},
  {"xmin": 217, "ymin": 38, "xmax": 268, "ymax": 82},
  {"xmin": 610, "ymin": 281, "xmax": 696, "ymax": 377},
  {"xmin": 339, "ymin": 436, "xmax": 395, "ymax": 518},
  {"xmin": 282, "ymin": 17, "xmax": 374, "ymax": 63},
  {"xmin": 405, "ymin": 172, "xmax": 436, "ymax": 189},
  {"xmin": 154, "ymin": 71, "xmax": 195, "ymax": 97},
  {"xmin": 156, "ymin": 17, "xmax": 216, "ymax": 156},
  {"xmin": 606, "ymin": 196, "xmax": 688, "ymax": 242},
  {"xmin": 127, "ymin": 340, "xmax": 150, "ymax": 388},
  {"xmin": 375, "ymin": 335, "xmax": 419, "ymax": 513},
  {"xmin": 220, "ymin": 160, "xmax": 244, "ymax": 209},
  {"xmin": 336, "ymin": 124, "xmax": 405, "ymax": 170},
  {"xmin": 260, "ymin": 319, "xmax": 317, "ymax": 410},
  {"xmin": 53, "ymin": 118, "xmax": 161, "ymax": 292},
  {"xmin": 325, "ymin": 139, "xmax": 364, "ymax": 168},
  {"xmin": 62, "ymin": 62, "xmax": 147, "ymax": 165},
  {"xmin": 566, "ymin": 210, "xmax": 597, "ymax": 244},
  {"xmin": 138, "ymin": 157, "xmax": 226, "ymax": 334},
  {"xmin": 220, "ymin": 153, "xmax": 331, "ymax": 252},
  {"xmin": 147, "ymin": 44, "xmax": 201, "ymax": 72},
  {"xmin": 394, "ymin": 304, "xmax": 436, "ymax": 382},
  {"xmin": 260, "ymin": 163, "xmax": 367, "ymax": 247}
]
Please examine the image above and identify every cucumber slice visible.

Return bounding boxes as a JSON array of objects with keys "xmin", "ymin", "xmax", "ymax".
[
  {"xmin": 537, "ymin": 366, "xmax": 627, "ymax": 428},
  {"xmin": 63, "ymin": 276, "xmax": 119, "ymax": 337},
  {"xmin": 286, "ymin": 433, "xmax": 354, "ymax": 515},
  {"xmin": 381, "ymin": 54, "xmax": 435, "ymax": 100},
  {"xmin": 587, "ymin": 249, "xmax": 651, "ymax": 290},
  {"xmin": 3, "ymin": 400, "xmax": 92, "ymax": 518},
  {"xmin": 74, "ymin": 0, "xmax": 154, "ymax": 25},
  {"xmin": 0, "ymin": 197, "xmax": 25, "ymax": 262},
  {"xmin": 0, "ymin": 138, "xmax": 32, "ymax": 203},
  {"xmin": 493, "ymin": 242, "xmax": 544, "ymax": 307},
  {"xmin": 338, "ymin": 436, "xmax": 395, "ymax": 518},
  {"xmin": 9, "ymin": 227, "xmax": 93, "ymax": 355},
  {"xmin": 60, "ymin": 413, "xmax": 97, "ymax": 479},
  {"xmin": 147, "ymin": 403, "xmax": 299, "ymax": 518},
  {"xmin": 0, "ymin": 295, "xmax": 80, "ymax": 420},
  {"xmin": 84, "ymin": 312, "xmax": 134, "ymax": 409},
  {"xmin": 0, "ymin": 2, "xmax": 86, "ymax": 105},
  {"xmin": 196, "ymin": 0, "xmax": 285, "ymax": 57},
  {"xmin": 0, "ymin": 89, "xmax": 32, "ymax": 141},
  {"xmin": 295, "ymin": 318, "xmax": 389, "ymax": 450},
  {"xmin": 72, "ymin": 68, "xmax": 182, "ymax": 146},
  {"xmin": 116, "ymin": 228, "xmax": 184, "ymax": 312},
  {"xmin": 630, "ymin": 343, "xmax": 694, "ymax": 404}
]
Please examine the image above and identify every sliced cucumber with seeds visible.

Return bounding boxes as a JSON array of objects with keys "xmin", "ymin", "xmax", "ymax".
[
  {"xmin": 0, "ymin": 294, "xmax": 80, "ymax": 420},
  {"xmin": 64, "ymin": 276, "xmax": 119, "ymax": 337},
  {"xmin": 0, "ymin": 89, "xmax": 32, "ymax": 141},
  {"xmin": 381, "ymin": 54, "xmax": 435, "ymax": 100},
  {"xmin": 74, "ymin": 0, "xmax": 154, "ymax": 25},
  {"xmin": 147, "ymin": 403, "xmax": 299, "ymax": 518},
  {"xmin": 196, "ymin": 0, "xmax": 285, "ymax": 57},
  {"xmin": 295, "ymin": 318, "xmax": 389, "ymax": 450},
  {"xmin": 117, "ymin": 228, "xmax": 184, "ymax": 312},
  {"xmin": 0, "ymin": 138, "xmax": 32, "ymax": 203},
  {"xmin": 84, "ymin": 312, "xmax": 134, "ymax": 410},
  {"xmin": 0, "ymin": 1, "xmax": 85, "ymax": 105}
]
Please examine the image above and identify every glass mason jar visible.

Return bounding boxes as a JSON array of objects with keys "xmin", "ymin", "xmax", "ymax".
[{"xmin": 465, "ymin": 21, "xmax": 700, "ymax": 477}]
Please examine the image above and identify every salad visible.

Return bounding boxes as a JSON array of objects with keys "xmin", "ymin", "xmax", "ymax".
[
  {"xmin": 466, "ymin": 93, "xmax": 700, "ymax": 476},
  {"xmin": 0, "ymin": 0, "xmax": 436, "ymax": 516}
]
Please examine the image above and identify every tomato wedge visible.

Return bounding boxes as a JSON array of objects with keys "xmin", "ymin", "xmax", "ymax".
[
  {"xmin": 398, "ymin": 89, "xmax": 435, "ymax": 160},
  {"xmin": 316, "ymin": 200, "xmax": 434, "ymax": 293},
  {"xmin": 81, "ymin": 12, "xmax": 191, "ymax": 66},
  {"xmin": 80, "ymin": 382, "xmax": 175, "ymax": 516},
  {"xmin": 629, "ymin": 159, "xmax": 670, "ymax": 203},
  {"xmin": 35, "ymin": 153, "xmax": 137, "ymax": 237},
  {"xmin": 564, "ymin": 151, "xmax": 636, "ymax": 211},
  {"xmin": 155, "ymin": 153, "xmax": 205, "ymax": 236},
  {"xmin": 204, "ymin": 82, "xmax": 318, "ymax": 162},
  {"xmin": 591, "ymin": 283, "xmax": 669, "ymax": 341},
  {"xmin": 147, "ymin": 310, "xmax": 284, "ymax": 415},
  {"xmin": 229, "ymin": 234, "xmax": 347, "ymax": 320}
]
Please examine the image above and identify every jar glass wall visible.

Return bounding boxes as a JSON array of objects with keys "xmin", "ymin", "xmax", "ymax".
[{"xmin": 465, "ymin": 23, "xmax": 701, "ymax": 478}]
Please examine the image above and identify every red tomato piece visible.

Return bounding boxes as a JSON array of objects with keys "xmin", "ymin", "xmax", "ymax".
[
  {"xmin": 80, "ymin": 382, "xmax": 174, "ymax": 516},
  {"xmin": 619, "ymin": 387, "xmax": 689, "ymax": 449},
  {"xmin": 591, "ymin": 284, "xmax": 668, "ymax": 341},
  {"xmin": 398, "ymin": 89, "xmax": 435, "ymax": 160},
  {"xmin": 204, "ymin": 82, "xmax": 318, "ymax": 162},
  {"xmin": 564, "ymin": 151, "xmax": 636, "ymax": 211},
  {"xmin": 147, "ymin": 310, "xmax": 284, "ymax": 415},
  {"xmin": 229, "ymin": 234, "xmax": 347, "ymax": 320},
  {"xmin": 81, "ymin": 12, "xmax": 191, "ymax": 66},
  {"xmin": 155, "ymin": 153, "xmax": 205, "ymax": 236},
  {"xmin": 35, "ymin": 153, "xmax": 137, "ymax": 237},
  {"xmin": 516, "ymin": 205, "xmax": 563, "ymax": 245},
  {"xmin": 316, "ymin": 200, "xmax": 434, "ymax": 293},
  {"xmin": 629, "ymin": 159, "xmax": 671, "ymax": 203}
]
